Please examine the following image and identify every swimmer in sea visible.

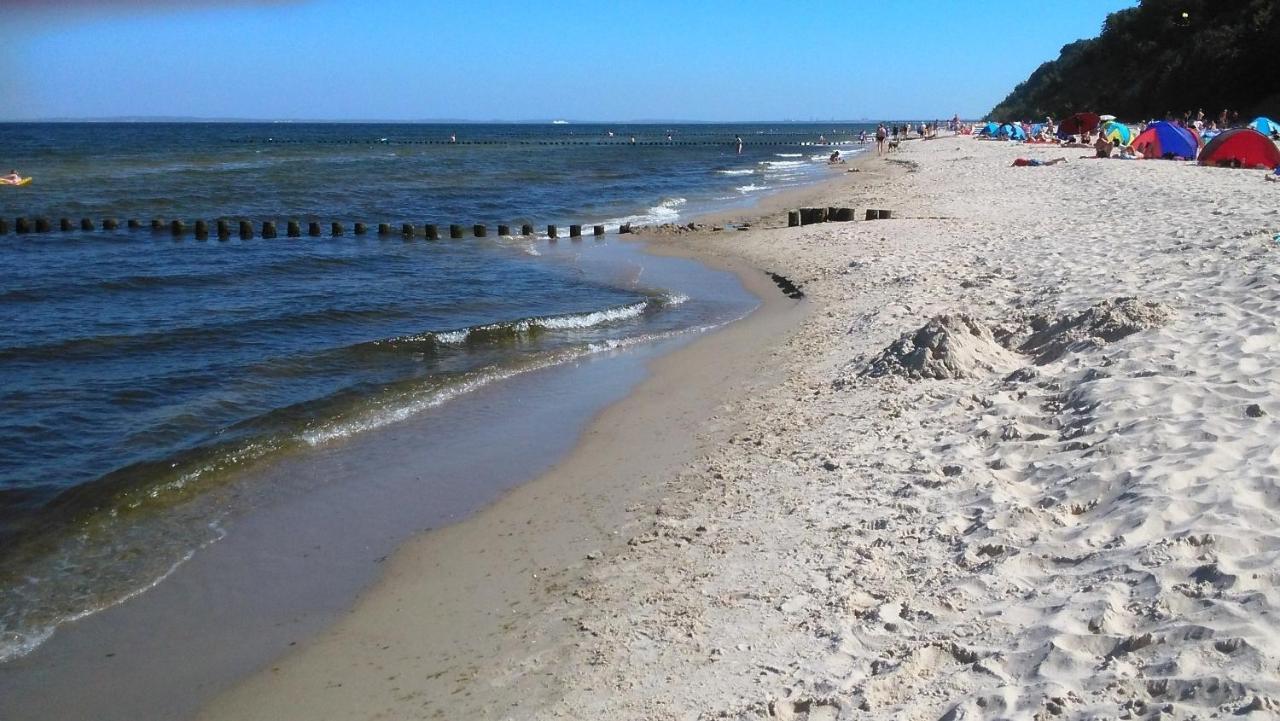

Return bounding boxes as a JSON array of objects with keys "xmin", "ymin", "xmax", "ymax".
[{"xmin": 1, "ymin": 169, "xmax": 23, "ymax": 185}]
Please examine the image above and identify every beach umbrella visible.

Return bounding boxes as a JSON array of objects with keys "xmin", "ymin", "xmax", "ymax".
[
  {"xmin": 1057, "ymin": 112, "xmax": 1101, "ymax": 138},
  {"xmin": 1102, "ymin": 121, "xmax": 1134, "ymax": 146},
  {"xmin": 1099, "ymin": 114, "xmax": 1117, "ymax": 122},
  {"xmin": 1249, "ymin": 117, "xmax": 1279, "ymax": 136}
]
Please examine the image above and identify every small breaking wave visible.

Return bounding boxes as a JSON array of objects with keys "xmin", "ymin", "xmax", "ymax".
[
  {"xmin": 600, "ymin": 197, "xmax": 688, "ymax": 230},
  {"xmin": 715, "ymin": 168, "xmax": 755, "ymax": 176},
  {"xmin": 395, "ymin": 295, "xmax": 686, "ymax": 348}
]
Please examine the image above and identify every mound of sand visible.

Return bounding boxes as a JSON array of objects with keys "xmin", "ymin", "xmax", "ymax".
[
  {"xmin": 1015, "ymin": 296, "xmax": 1172, "ymax": 364},
  {"xmin": 865, "ymin": 298, "xmax": 1172, "ymax": 384},
  {"xmin": 861, "ymin": 314, "xmax": 1020, "ymax": 381}
]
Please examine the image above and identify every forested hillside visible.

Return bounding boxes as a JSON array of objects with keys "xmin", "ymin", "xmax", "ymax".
[{"xmin": 989, "ymin": 0, "xmax": 1279, "ymax": 121}]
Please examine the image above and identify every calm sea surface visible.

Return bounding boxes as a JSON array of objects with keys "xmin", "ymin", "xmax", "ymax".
[{"xmin": 0, "ymin": 121, "xmax": 871, "ymax": 661}]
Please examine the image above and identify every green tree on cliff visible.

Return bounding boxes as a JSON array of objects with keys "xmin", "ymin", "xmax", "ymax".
[{"xmin": 989, "ymin": 0, "xmax": 1279, "ymax": 121}]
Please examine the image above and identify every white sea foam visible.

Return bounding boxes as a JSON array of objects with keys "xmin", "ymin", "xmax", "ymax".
[
  {"xmin": 537, "ymin": 302, "xmax": 647, "ymax": 329},
  {"xmin": 600, "ymin": 197, "xmax": 687, "ymax": 230},
  {"xmin": 736, "ymin": 183, "xmax": 772, "ymax": 194},
  {"xmin": 774, "ymin": 153, "xmax": 803, "ymax": 158},
  {"xmin": 434, "ymin": 329, "xmax": 470, "ymax": 344},
  {"xmin": 716, "ymin": 169, "xmax": 755, "ymax": 176},
  {"xmin": 427, "ymin": 297, "xmax": 673, "ymax": 346}
]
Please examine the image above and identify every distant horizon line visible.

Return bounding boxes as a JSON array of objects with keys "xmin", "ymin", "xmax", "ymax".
[{"xmin": 0, "ymin": 116, "xmax": 956, "ymax": 125}]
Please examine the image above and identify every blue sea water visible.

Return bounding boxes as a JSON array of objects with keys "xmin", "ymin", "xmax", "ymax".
[{"xmin": 0, "ymin": 121, "xmax": 870, "ymax": 661}]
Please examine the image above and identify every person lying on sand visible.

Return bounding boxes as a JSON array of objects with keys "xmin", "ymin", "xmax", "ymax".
[{"xmin": 1011, "ymin": 157, "xmax": 1067, "ymax": 167}]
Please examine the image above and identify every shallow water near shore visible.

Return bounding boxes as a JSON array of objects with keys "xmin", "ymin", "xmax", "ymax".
[
  {"xmin": 0, "ymin": 234, "xmax": 762, "ymax": 720},
  {"xmin": 0, "ymin": 121, "xmax": 853, "ymax": 672}
]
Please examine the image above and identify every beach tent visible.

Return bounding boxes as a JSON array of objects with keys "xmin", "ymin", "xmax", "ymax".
[
  {"xmin": 1249, "ymin": 117, "xmax": 1279, "ymax": 136},
  {"xmin": 1057, "ymin": 112, "xmax": 1101, "ymax": 138},
  {"xmin": 1131, "ymin": 121, "xmax": 1198, "ymax": 160},
  {"xmin": 997, "ymin": 123, "xmax": 1027, "ymax": 141},
  {"xmin": 979, "ymin": 121, "xmax": 1000, "ymax": 137},
  {"xmin": 1198, "ymin": 128, "xmax": 1280, "ymax": 169},
  {"xmin": 1102, "ymin": 121, "xmax": 1134, "ymax": 146}
]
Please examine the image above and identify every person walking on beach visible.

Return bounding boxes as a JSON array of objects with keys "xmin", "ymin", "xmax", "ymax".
[{"xmin": 875, "ymin": 123, "xmax": 887, "ymax": 155}]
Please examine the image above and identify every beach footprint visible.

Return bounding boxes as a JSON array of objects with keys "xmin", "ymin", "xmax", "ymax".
[{"xmin": 768, "ymin": 696, "xmax": 841, "ymax": 721}]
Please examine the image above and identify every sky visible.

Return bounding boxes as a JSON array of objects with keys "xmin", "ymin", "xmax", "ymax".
[{"xmin": 0, "ymin": 0, "xmax": 1138, "ymax": 122}]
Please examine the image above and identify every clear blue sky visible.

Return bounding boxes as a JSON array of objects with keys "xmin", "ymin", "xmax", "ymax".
[{"xmin": 0, "ymin": 0, "xmax": 1137, "ymax": 121}]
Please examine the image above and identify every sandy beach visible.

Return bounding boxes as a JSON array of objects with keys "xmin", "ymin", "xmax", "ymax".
[{"xmin": 196, "ymin": 136, "xmax": 1280, "ymax": 720}]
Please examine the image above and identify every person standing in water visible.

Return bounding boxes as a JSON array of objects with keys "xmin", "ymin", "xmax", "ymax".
[{"xmin": 735, "ymin": 135, "xmax": 743, "ymax": 154}]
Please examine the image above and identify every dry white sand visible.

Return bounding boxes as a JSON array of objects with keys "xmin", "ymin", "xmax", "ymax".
[{"xmin": 201, "ymin": 138, "xmax": 1280, "ymax": 720}]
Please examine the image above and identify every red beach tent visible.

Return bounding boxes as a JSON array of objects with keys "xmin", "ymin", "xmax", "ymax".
[{"xmin": 1198, "ymin": 128, "xmax": 1280, "ymax": 169}]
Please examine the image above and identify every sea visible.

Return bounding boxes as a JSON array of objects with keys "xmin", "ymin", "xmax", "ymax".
[{"xmin": 0, "ymin": 121, "xmax": 874, "ymax": 663}]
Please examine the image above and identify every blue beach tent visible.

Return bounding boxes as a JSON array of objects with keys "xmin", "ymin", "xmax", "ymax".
[
  {"xmin": 980, "ymin": 121, "xmax": 1001, "ymax": 137},
  {"xmin": 1131, "ymin": 121, "xmax": 1199, "ymax": 160},
  {"xmin": 1250, "ymin": 117, "xmax": 1279, "ymax": 136},
  {"xmin": 997, "ymin": 123, "xmax": 1027, "ymax": 141}
]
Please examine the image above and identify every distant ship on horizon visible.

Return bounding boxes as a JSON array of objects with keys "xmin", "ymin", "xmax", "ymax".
[{"xmin": 551, "ymin": 119, "xmax": 569, "ymax": 124}]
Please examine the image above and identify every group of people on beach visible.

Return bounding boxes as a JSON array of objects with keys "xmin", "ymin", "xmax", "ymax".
[{"xmin": 868, "ymin": 121, "xmax": 947, "ymax": 155}]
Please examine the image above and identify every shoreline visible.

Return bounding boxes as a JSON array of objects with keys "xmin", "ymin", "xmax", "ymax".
[
  {"xmin": 0, "ymin": 151, "xmax": 877, "ymax": 720},
  {"xmin": 209, "ymin": 134, "xmax": 1279, "ymax": 719},
  {"xmin": 192, "ymin": 161, "xmax": 893, "ymax": 720}
]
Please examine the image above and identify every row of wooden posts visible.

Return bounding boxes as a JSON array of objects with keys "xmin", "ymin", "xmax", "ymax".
[
  {"xmin": 786, "ymin": 207, "xmax": 894, "ymax": 227},
  {"xmin": 0, "ymin": 217, "xmax": 625, "ymax": 240},
  {"xmin": 234, "ymin": 139, "xmax": 869, "ymax": 147}
]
